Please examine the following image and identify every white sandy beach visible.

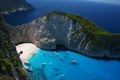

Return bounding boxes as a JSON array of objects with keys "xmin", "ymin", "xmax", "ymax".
[{"xmin": 16, "ymin": 43, "xmax": 39, "ymax": 62}]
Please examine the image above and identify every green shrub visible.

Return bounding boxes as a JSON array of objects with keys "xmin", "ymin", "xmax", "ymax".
[
  {"xmin": 16, "ymin": 67, "xmax": 26, "ymax": 78},
  {"xmin": 0, "ymin": 49, "xmax": 3, "ymax": 56},
  {"xmin": 1, "ymin": 65, "xmax": 6, "ymax": 72},
  {"xmin": 3, "ymin": 58, "xmax": 11, "ymax": 68}
]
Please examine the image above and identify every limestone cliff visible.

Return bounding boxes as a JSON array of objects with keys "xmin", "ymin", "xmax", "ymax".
[{"xmin": 10, "ymin": 11, "xmax": 120, "ymax": 59}]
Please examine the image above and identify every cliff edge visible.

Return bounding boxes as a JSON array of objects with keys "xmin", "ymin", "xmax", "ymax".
[{"xmin": 10, "ymin": 11, "xmax": 120, "ymax": 59}]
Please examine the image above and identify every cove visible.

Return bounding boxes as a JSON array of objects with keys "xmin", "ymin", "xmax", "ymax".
[{"xmin": 25, "ymin": 48, "xmax": 120, "ymax": 80}]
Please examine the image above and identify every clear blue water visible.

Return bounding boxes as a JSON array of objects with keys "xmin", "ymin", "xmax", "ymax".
[
  {"xmin": 4, "ymin": 0, "xmax": 120, "ymax": 33},
  {"xmin": 25, "ymin": 48, "xmax": 120, "ymax": 80}
]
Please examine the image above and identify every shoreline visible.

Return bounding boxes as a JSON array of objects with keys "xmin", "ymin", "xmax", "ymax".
[
  {"xmin": 16, "ymin": 43, "xmax": 39, "ymax": 63},
  {"xmin": 1, "ymin": 7, "xmax": 35, "ymax": 15}
]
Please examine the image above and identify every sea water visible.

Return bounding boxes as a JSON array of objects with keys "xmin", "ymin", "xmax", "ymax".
[
  {"xmin": 4, "ymin": 0, "xmax": 120, "ymax": 33},
  {"xmin": 25, "ymin": 48, "xmax": 120, "ymax": 80}
]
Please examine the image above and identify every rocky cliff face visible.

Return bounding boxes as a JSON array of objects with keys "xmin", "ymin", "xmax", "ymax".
[{"xmin": 10, "ymin": 11, "xmax": 120, "ymax": 59}]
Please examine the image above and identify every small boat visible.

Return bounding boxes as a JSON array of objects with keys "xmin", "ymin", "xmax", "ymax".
[
  {"xmin": 70, "ymin": 60, "xmax": 77, "ymax": 64},
  {"xmin": 42, "ymin": 62, "xmax": 46, "ymax": 65},
  {"xmin": 24, "ymin": 61, "xmax": 30, "ymax": 65},
  {"xmin": 41, "ymin": 62, "xmax": 46, "ymax": 67},
  {"xmin": 55, "ymin": 53, "xmax": 59, "ymax": 56},
  {"xmin": 61, "ymin": 74, "xmax": 65, "ymax": 77},
  {"xmin": 53, "ymin": 51, "xmax": 57, "ymax": 54},
  {"xmin": 24, "ymin": 66, "xmax": 32, "ymax": 72}
]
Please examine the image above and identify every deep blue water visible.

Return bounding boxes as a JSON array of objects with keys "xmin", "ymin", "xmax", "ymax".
[
  {"xmin": 25, "ymin": 49, "xmax": 120, "ymax": 80},
  {"xmin": 4, "ymin": 0, "xmax": 120, "ymax": 33}
]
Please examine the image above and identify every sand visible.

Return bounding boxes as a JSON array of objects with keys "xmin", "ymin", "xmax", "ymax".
[{"xmin": 16, "ymin": 43, "xmax": 39, "ymax": 62}]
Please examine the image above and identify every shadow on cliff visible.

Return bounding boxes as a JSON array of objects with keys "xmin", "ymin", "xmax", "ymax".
[{"xmin": 39, "ymin": 44, "xmax": 120, "ymax": 61}]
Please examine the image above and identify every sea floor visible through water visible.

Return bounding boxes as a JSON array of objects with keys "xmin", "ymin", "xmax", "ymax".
[{"xmin": 24, "ymin": 48, "xmax": 120, "ymax": 80}]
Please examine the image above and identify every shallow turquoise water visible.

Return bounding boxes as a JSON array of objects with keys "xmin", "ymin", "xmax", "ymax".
[{"xmin": 25, "ymin": 49, "xmax": 120, "ymax": 80}]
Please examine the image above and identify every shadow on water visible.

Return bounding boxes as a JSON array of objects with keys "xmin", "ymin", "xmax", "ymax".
[{"xmin": 42, "ymin": 45, "xmax": 120, "ymax": 61}]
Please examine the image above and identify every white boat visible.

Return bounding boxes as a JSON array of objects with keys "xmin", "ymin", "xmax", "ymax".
[
  {"xmin": 53, "ymin": 51, "xmax": 57, "ymax": 54},
  {"xmin": 24, "ymin": 66, "xmax": 32, "ymax": 72},
  {"xmin": 41, "ymin": 62, "xmax": 46, "ymax": 67},
  {"xmin": 61, "ymin": 74, "xmax": 65, "ymax": 77},
  {"xmin": 42, "ymin": 62, "xmax": 46, "ymax": 65},
  {"xmin": 55, "ymin": 53, "xmax": 59, "ymax": 56},
  {"xmin": 70, "ymin": 60, "xmax": 77, "ymax": 63},
  {"xmin": 24, "ymin": 61, "xmax": 30, "ymax": 65},
  {"xmin": 4, "ymin": 12, "xmax": 9, "ymax": 14}
]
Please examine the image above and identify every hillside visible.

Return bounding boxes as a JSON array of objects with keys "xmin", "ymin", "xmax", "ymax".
[
  {"xmin": 9, "ymin": 11, "xmax": 120, "ymax": 59},
  {"xmin": 0, "ymin": 0, "xmax": 32, "ymax": 79},
  {"xmin": 0, "ymin": 0, "xmax": 33, "ymax": 12},
  {"xmin": 0, "ymin": 15, "xmax": 28, "ymax": 80}
]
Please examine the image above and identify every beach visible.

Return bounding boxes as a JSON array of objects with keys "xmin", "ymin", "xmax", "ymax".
[{"xmin": 16, "ymin": 43, "xmax": 39, "ymax": 62}]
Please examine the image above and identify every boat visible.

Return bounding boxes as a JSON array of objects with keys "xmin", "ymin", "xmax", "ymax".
[
  {"xmin": 70, "ymin": 60, "xmax": 77, "ymax": 64},
  {"xmin": 24, "ymin": 61, "xmax": 30, "ymax": 66},
  {"xmin": 41, "ymin": 62, "xmax": 46, "ymax": 67},
  {"xmin": 24, "ymin": 66, "xmax": 32, "ymax": 72},
  {"xmin": 55, "ymin": 53, "xmax": 59, "ymax": 56},
  {"xmin": 42, "ymin": 62, "xmax": 46, "ymax": 65},
  {"xmin": 53, "ymin": 51, "xmax": 57, "ymax": 54},
  {"xmin": 61, "ymin": 74, "xmax": 65, "ymax": 77}
]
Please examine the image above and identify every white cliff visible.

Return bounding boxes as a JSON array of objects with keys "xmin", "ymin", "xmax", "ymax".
[{"xmin": 9, "ymin": 11, "xmax": 120, "ymax": 59}]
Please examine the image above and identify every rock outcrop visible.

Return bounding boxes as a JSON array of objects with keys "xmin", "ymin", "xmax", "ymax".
[{"xmin": 9, "ymin": 11, "xmax": 120, "ymax": 59}]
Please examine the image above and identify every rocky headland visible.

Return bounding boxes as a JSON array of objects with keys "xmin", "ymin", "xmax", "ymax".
[
  {"xmin": 0, "ymin": 0, "xmax": 34, "ymax": 14},
  {"xmin": 9, "ymin": 11, "xmax": 120, "ymax": 59}
]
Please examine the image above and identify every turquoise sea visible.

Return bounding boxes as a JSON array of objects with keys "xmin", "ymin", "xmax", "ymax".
[{"xmin": 24, "ymin": 48, "xmax": 120, "ymax": 80}]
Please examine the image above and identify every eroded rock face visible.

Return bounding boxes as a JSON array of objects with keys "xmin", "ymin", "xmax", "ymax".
[
  {"xmin": 10, "ymin": 14, "xmax": 84, "ymax": 49},
  {"xmin": 9, "ymin": 12, "xmax": 120, "ymax": 59}
]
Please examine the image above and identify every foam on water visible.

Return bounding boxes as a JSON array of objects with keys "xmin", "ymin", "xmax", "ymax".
[{"xmin": 24, "ymin": 49, "xmax": 120, "ymax": 80}]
